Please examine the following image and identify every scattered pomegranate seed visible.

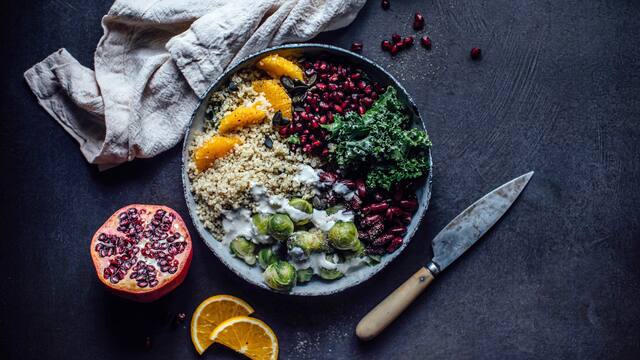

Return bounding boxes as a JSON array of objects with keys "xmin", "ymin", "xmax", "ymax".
[
  {"xmin": 390, "ymin": 44, "xmax": 398, "ymax": 56},
  {"xmin": 421, "ymin": 36, "xmax": 432, "ymax": 49},
  {"xmin": 391, "ymin": 34, "xmax": 402, "ymax": 43},
  {"xmin": 381, "ymin": 0, "xmax": 390, "ymax": 10},
  {"xmin": 381, "ymin": 40, "xmax": 391, "ymax": 51},
  {"xmin": 413, "ymin": 13, "xmax": 425, "ymax": 30},
  {"xmin": 351, "ymin": 41, "xmax": 363, "ymax": 53},
  {"xmin": 470, "ymin": 47, "xmax": 482, "ymax": 60},
  {"xmin": 402, "ymin": 36, "xmax": 414, "ymax": 47}
]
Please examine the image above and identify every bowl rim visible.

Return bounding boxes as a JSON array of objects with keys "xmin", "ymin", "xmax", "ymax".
[{"xmin": 181, "ymin": 43, "xmax": 433, "ymax": 296}]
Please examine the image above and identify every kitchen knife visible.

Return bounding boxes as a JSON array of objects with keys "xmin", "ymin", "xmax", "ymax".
[{"xmin": 356, "ymin": 171, "xmax": 534, "ymax": 341}]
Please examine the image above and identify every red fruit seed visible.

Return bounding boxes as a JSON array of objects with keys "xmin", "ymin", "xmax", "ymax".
[
  {"xmin": 391, "ymin": 34, "xmax": 402, "ymax": 43},
  {"xmin": 381, "ymin": 0, "xmax": 390, "ymax": 10},
  {"xmin": 471, "ymin": 47, "xmax": 482, "ymax": 60},
  {"xmin": 421, "ymin": 36, "xmax": 432, "ymax": 49},
  {"xmin": 381, "ymin": 40, "xmax": 391, "ymax": 51},
  {"xmin": 351, "ymin": 41, "xmax": 363, "ymax": 53}
]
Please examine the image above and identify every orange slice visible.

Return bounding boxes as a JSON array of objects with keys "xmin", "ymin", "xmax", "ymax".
[
  {"xmin": 209, "ymin": 316, "xmax": 278, "ymax": 360},
  {"xmin": 256, "ymin": 54, "xmax": 304, "ymax": 81},
  {"xmin": 193, "ymin": 135, "xmax": 243, "ymax": 172},
  {"xmin": 190, "ymin": 295, "xmax": 255, "ymax": 355},
  {"xmin": 253, "ymin": 80, "xmax": 292, "ymax": 119},
  {"xmin": 218, "ymin": 106, "xmax": 267, "ymax": 134}
]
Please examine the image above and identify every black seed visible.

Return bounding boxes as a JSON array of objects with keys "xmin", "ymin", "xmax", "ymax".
[
  {"xmin": 306, "ymin": 73, "xmax": 317, "ymax": 86},
  {"xmin": 290, "ymin": 85, "xmax": 308, "ymax": 96},
  {"xmin": 264, "ymin": 136, "xmax": 273, "ymax": 149},
  {"xmin": 271, "ymin": 111, "xmax": 283, "ymax": 126},
  {"xmin": 280, "ymin": 76, "xmax": 295, "ymax": 90}
]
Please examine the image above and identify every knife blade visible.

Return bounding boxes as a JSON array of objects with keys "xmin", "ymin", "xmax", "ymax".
[
  {"xmin": 428, "ymin": 171, "xmax": 534, "ymax": 274},
  {"xmin": 356, "ymin": 171, "xmax": 534, "ymax": 341}
]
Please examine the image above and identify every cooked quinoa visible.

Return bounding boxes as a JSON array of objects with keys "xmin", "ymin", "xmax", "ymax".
[{"xmin": 187, "ymin": 70, "xmax": 321, "ymax": 238}]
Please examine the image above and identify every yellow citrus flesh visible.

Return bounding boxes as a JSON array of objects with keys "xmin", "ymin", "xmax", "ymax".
[
  {"xmin": 218, "ymin": 106, "xmax": 267, "ymax": 134},
  {"xmin": 253, "ymin": 80, "xmax": 292, "ymax": 119},
  {"xmin": 256, "ymin": 54, "xmax": 304, "ymax": 81},
  {"xmin": 190, "ymin": 295, "xmax": 255, "ymax": 355},
  {"xmin": 193, "ymin": 135, "xmax": 242, "ymax": 172},
  {"xmin": 209, "ymin": 316, "xmax": 278, "ymax": 360}
]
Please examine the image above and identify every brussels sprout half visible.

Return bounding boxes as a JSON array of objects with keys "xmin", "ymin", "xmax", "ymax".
[
  {"xmin": 268, "ymin": 214, "xmax": 295, "ymax": 241},
  {"xmin": 288, "ymin": 198, "xmax": 313, "ymax": 226},
  {"xmin": 257, "ymin": 247, "xmax": 278, "ymax": 269},
  {"xmin": 263, "ymin": 261, "xmax": 297, "ymax": 291},
  {"xmin": 230, "ymin": 237, "xmax": 256, "ymax": 266},
  {"xmin": 252, "ymin": 213, "xmax": 271, "ymax": 236},
  {"xmin": 327, "ymin": 221, "xmax": 363, "ymax": 253},
  {"xmin": 319, "ymin": 267, "xmax": 344, "ymax": 280},
  {"xmin": 289, "ymin": 229, "xmax": 328, "ymax": 255},
  {"xmin": 296, "ymin": 268, "xmax": 314, "ymax": 283}
]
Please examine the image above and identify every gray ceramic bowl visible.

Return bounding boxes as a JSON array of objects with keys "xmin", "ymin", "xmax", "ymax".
[{"xmin": 182, "ymin": 44, "xmax": 432, "ymax": 296}]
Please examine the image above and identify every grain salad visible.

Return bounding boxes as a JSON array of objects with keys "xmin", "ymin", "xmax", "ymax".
[{"xmin": 187, "ymin": 53, "xmax": 431, "ymax": 292}]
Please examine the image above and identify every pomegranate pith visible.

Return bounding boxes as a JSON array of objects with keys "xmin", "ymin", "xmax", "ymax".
[{"xmin": 90, "ymin": 204, "xmax": 193, "ymax": 302}]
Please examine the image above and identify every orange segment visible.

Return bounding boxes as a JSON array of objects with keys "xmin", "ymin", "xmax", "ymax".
[
  {"xmin": 193, "ymin": 135, "xmax": 242, "ymax": 172},
  {"xmin": 253, "ymin": 80, "xmax": 292, "ymax": 119},
  {"xmin": 190, "ymin": 295, "xmax": 254, "ymax": 355},
  {"xmin": 256, "ymin": 54, "xmax": 304, "ymax": 81},
  {"xmin": 209, "ymin": 316, "xmax": 278, "ymax": 360},
  {"xmin": 218, "ymin": 106, "xmax": 267, "ymax": 134}
]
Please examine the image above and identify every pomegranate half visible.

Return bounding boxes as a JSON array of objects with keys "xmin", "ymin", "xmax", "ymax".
[{"xmin": 90, "ymin": 204, "xmax": 193, "ymax": 302}]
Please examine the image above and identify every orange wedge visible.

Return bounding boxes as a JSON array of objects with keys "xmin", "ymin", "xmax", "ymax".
[
  {"xmin": 193, "ymin": 135, "xmax": 243, "ymax": 172},
  {"xmin": 253, "ymin": 80, "xmax": 292, "ymax": 119},
  {"xmin": 190, "ymin": 295, "xmax": 255, "ymax": 355},
  {"xmin": 256, "ymin": 54, "xmax": 304, "ymax": 81},
  {"xmin": 218, "ymin": 106, "xmax": 267, "ymax": 134},
  {"xmin": 209, "ymin": 316, "xmax": 278, "ymax": 360}
]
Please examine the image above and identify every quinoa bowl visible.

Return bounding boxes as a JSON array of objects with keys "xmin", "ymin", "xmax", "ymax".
[{"xmin": 182, "ymin": 44, "xmax": 432, "ymax": 296}]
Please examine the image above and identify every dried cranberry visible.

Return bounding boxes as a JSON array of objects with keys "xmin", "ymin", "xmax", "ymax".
[{"xmin": 470, "ymin": 47, "xmax": 482, "ymax": 60}]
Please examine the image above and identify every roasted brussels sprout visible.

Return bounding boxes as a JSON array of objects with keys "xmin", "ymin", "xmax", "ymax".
[
  {"xmin": 288, "ymin": 198, "xmax": 313, "ymax": 225},
  {"xmin": 257, "ymin": 247, "xmax": 278, "ymax": 269},
  {"xmin": 268, "ymin": 214, "xmax": 295, "ymax": 241},
  {"xmin": 263, "ymin": 261, "xmax": 297, "ymax": 291},
  {"xmin": 252, "ymin": 213, "xmax": 271, "ymax": 236},
  {"xmin": 328, "ymin": 221, "xmax": 363, "ymax": 252},
  {"xmin": 325, "ymin": 204, "xmax": 344, "ymax": 215},
  {"xmin": 289, "ymin": 229, "xmax": 327, "ymax": 255},
  {"xmin": 230, "ymin": 237, "xmax": 256, "ymax": 265},
  {"xmin": 319, "ymin": 267, "xmax": 344, "ymax": 280},
  {"xmin": 296, "ymin": 268, "xmax": 314, "ymax": 283}
]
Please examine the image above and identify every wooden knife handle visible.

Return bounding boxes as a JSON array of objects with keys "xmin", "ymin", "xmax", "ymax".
[{"xmin": 356, "ymin": 266, "xmax": 434, "ymax": 341}]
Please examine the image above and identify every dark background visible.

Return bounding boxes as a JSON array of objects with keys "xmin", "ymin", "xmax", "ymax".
[{"xmin": 1, "ymin": 0, "xmax": 639, "ymax": 359}]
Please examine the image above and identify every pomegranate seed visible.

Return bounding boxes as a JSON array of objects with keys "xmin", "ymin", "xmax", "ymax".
[
  {"xmin": 413, "ymin": 13, "xmax": 425, "ymax": 30},
  {"xmin": 316, "ymin": 83, "xmax": 327, "ymax": 91},
  {"xmin": 402, "ymin": 36, "xmax": 414, "ymax": 47},
  {"xmin": 321, "ymin": 148, "xmax": 330, "ymax": 157},
  {"xmin": 395, "ymin": 41, "xmax": 404, "ymax": 49},
  {"xmin": 390, "ymin": 45, "xmax": 398, "ymax": 56},
  {"xmin": 471, "ymin": 47, "xmax": 482, "ymax": 60},
  {"xmin": 421, "ymin": 36, "xmax": 432, "ymax": 49},
  {"xmin": 312, "ymin": 140, "xmax": 322, "ymax": 148},
  {"xmin": 391, "ymin": 34, "xmax": 402, "ymax": 43},
  {"xmin": 351, "ymin": 41, "xmax": 363, "ymax": 53},
  {"xmin": 350, "ymin": 72, "xmax": 362, "ymax": 80},
  {"xmin": 381, "ymin": 40, "xmax": 391, "ymax": 51},
  {"xmin": 358, "ymin": 105, "xmax": 366, "ymax": 115},
  {"xmin": 334, "ymin": 104, "xmax": 343, "ymax": 113},
  {"xmin": 278, "ymin": 127, "xmax": 288, "ymax": 137},
  {"xmin": 381, "ymin": 0, "xmax": 390, "ymax": 10}
]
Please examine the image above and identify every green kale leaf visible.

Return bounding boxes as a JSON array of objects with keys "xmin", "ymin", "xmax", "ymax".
[{"xmin": 323, "ymin": 86, "xmax": 431, "ymax": 189}]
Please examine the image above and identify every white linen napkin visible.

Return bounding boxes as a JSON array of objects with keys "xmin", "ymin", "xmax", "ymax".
[{"xmin": 24, "ymin": 0, "xmax": 365, "ymax": 169}]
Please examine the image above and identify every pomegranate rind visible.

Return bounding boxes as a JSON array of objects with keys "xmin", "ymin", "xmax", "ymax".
[{"xmin": 90, "ymin": 204, "xmax": 193, "ymax": 303}]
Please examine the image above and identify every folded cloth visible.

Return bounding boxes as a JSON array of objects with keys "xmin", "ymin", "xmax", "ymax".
[{"xmin": 24, "ymin": 0, "xmax": 365, "ymax": 169}]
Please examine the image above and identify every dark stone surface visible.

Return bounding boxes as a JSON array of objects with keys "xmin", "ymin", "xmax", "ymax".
[{"xmin": 1, "ymin": 0, "xmax": 639, "ymax": 359}]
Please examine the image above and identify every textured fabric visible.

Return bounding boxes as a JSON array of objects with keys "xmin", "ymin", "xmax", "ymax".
[{"xmin": 24, "ymin": 0, "xmax": 365, "ymax": 169}]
